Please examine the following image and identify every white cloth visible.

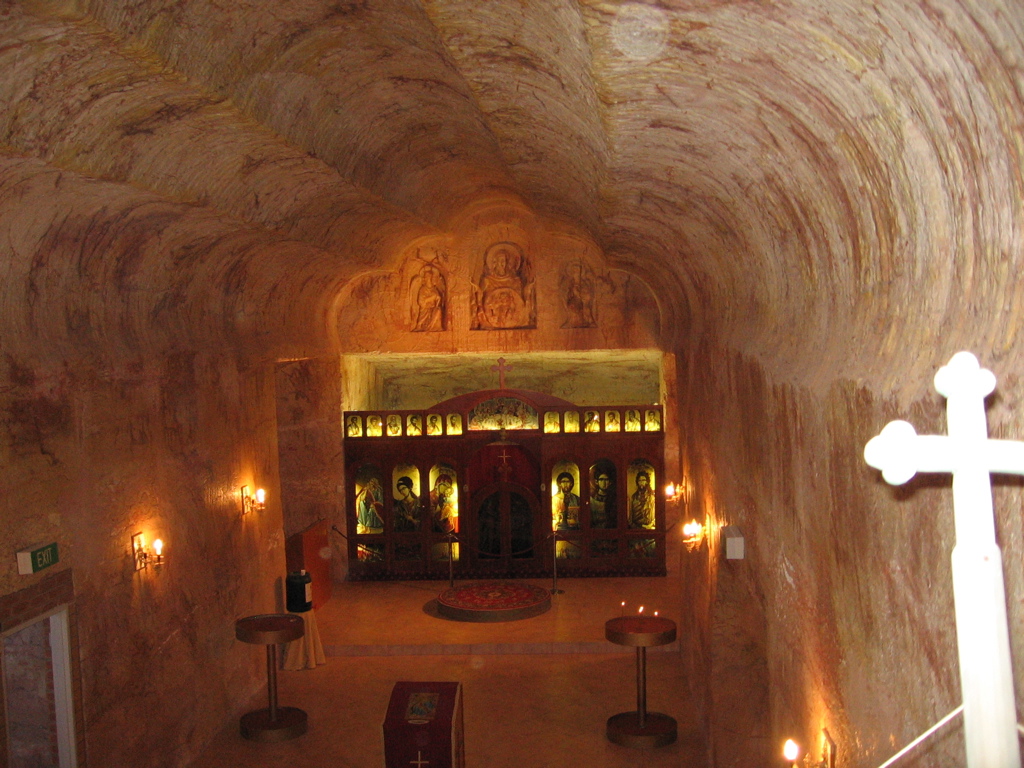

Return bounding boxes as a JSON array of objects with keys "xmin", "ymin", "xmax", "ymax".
[{"xmin": 283, "ymin": 609, "xmax": 326, "ymax": 670}]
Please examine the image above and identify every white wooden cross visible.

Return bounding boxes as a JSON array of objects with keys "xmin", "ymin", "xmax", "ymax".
[
  {"xmin": 864, "ymin": 351, "xmax": 1022, "ymax": 768},
  {"xmin": 409, "ymin": 751, "xmax": 429, "ymax": 767}
]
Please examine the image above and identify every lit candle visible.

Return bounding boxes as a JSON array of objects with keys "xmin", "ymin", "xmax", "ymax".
[
  {"xmin": 654, "ymin": 610, "xmax": 659, "ymax": 617},
  {"xmin": 620, "ymin": 601, "xmax": 626, "ymax": 616},
  {"xmin": 153, "ymin": 539, "xmax": 164, "ymax": 556},
  {"xmin": 638, "ymin": 605, "xmax": 644, "ymax": 615}
]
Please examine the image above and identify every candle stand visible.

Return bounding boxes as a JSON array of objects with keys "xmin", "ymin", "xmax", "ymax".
[
  {"xmin": 235, "ymin": 613, "xmax": 307, "ymax": 742},
  {"xmin": 605, "ymin": 615, "xmax": 677, "ymax": 748}
]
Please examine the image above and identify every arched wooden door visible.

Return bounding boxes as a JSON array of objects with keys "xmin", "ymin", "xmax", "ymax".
[{"xmin": 470, "ymin": 480, "xmax": 542, "ymax": 575}]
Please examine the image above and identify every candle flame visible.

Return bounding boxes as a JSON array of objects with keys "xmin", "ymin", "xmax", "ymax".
[
  {"xmin": 638, "ymin": 606, "xmax": 644, "ymax": 614},
  {"xmin": 783, "ymin": 739, "xmax": 799, "ymax": 761}
]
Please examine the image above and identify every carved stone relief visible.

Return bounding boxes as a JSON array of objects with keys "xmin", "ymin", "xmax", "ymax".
[
  {"xmin": 408, "ymin": 250, "xmax": 449, "ymax": 332},
  {"xmin": 560, "ymin": 259, "xmax": 597, "ymax": 328},
  {"xmin": 471, "ymin": 241, "xmax": 535, "ymax": 330}
]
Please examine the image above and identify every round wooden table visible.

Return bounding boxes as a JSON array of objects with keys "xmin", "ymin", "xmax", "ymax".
[
  {"xmin": 605, "ymin": 615, "xmax": 677, "ymax": 748},
  {"xmin": 235, "ymin": 614, "xmax": 307, "ymax": 742}
]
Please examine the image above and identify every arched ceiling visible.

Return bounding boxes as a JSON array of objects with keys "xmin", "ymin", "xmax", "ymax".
[{"xmin": 1, "ymin": 0, "xmax": 1022, "ymax": 386}]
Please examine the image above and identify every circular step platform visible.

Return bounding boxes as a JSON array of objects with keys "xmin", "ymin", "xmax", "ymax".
[{"xmin": 436, "ymin": 581, "xmax": 552, "ymax": 622}]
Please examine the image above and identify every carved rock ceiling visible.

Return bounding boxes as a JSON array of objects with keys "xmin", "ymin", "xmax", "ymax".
[{"xmin": 1, "ymin": 1, "xmax": 1022, "ymax": 387}]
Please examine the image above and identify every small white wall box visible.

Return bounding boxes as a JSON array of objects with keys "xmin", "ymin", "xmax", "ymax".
[{"xmin": 722, "ymin": 526, "xmax": 745, "ymax": 560}]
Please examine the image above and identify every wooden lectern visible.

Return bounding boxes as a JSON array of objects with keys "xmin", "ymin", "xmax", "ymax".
[{"xmin": 383, "ymin": 681, "xmax": 465, "ymax": 768}]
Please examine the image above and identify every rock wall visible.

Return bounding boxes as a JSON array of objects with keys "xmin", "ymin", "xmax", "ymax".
[
  {"xmin": 679, "ymin": 343, "xmax": 1024, "ymax": 767},
  {"xmin": 0, "ymin": 352, "xmax": 286, "ymax": 768}
]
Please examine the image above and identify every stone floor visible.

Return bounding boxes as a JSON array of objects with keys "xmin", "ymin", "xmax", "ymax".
[{"xmin": 191, "ymin": 541, "xmax": 706, "ymax": 767}]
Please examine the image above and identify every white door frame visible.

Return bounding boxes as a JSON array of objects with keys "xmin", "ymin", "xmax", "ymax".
[{"xmin": 2, "ymin": 605, "xmax": 78, "ymax": 768}]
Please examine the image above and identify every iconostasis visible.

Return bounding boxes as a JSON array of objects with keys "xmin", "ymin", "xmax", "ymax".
[{"xmin": 344, "ymin": 389, "xmax": 666, "ymax": 580}]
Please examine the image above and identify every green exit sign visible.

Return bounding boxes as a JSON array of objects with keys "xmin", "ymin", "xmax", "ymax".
[{"xmin": 17, "ymin": 542, "xmax": 59, "ymax": 575}]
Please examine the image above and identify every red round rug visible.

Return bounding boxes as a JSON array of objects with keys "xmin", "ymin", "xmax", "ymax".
[{"xmin": 436, "ymin": 581, "xmax": 551, "ymax": 622}]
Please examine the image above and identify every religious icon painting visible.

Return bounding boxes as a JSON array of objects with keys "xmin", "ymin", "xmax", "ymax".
[
  {"xmin": 555, "ymin": 537, "xmax": 583, "ymax": 559},
  {"xmin": 624, "ymin": 409, "xmax": 641, "ymax": 432},
  {"xmin": 366, "ymin": 414, "xmax": 383, "ymax": 437},
  {"xmin": 627, "ymin": 460, "xmax": 656, "ymax": 530},
  {"xmin": 544, "ymin": 411, "xmax": 561, "ymax": 434},
  {"xmin": 426, "ymin": 413, "xmax": 443, "ymax": 436},
  {"xmin": 429, "ymin": 464, "xmax": 459, "ymax": 533},
  {"xmin": 563, "ymin": 411, "xmax": 580, "ymax": 433},
  {"xmin": 627, "ymin": 538, "xmax": 657, "ymax": 559},
  {"xmin": 392, "ymin": 465, "xmax": 422, "ymax": 532},
  {"xmin": 588, "ymin": 460, "xmax": 617, "ymax": 529},
  {"xmin": 406, "ymin": 414, "xmax": 422, "ymax": 436},
  {"xmin": 447, "ymin": 413, "xmax": 463, "ymax": 435},
  {"xmin": 604, "ymin": 410, "xmax": 621, "ymax": 432},
  {"xmin": 357, "ymin": 542, "xmax": 384, "ymax": 562},
  {"xmin": 354, "ymin": 464, "xmax": 385, "ymax": 534},
  {"xmin": 404, "ymin": 692, "xmax": 440, "ymax": 723},
  {"xmin": 468, "ymin": 397, "xmax": 538, "ymax": 430},
  {"xmin": 431, "ymin": 541, "xmax": 460, "ymax": 562},
  {"xmin": 393, "ymin": 543, "xmax": 422, "ymax": 562},
  {"xmin": 386, "ymin": 414, "xmax": 402, "ymax": 437},
  {"xmin": 590, "ymin": 539, "xmax": 618, "ymax": 558},
  {"xmin": 583, "ymin": 410, "xmax": 600, "ymax": 433},
  {"xmin": 551, "ymin": 462, "xmax": 581, "ymax": 531},
  {"xmin": 346, "ymin": 414, "xmax": 363, "ymax": 438},
  {"xmin": 644, "ymin": 409, "xmax": 662, "ymax": 432}
]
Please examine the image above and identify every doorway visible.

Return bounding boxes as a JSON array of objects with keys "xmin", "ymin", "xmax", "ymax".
[
  {"xmin": 471, "ymin": 480, "xmax": 543, "ymax": 574},
  {"xmin": 2, "ymin": 608, "xmax": 78, "ymax": 768}
]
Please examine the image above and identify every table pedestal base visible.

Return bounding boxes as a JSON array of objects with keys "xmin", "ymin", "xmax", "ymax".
[
  {"xmin": 240, "ymin": 706, "xmax": 308, "ymax": 742},
  {"xmin": 606, "ymin": 711, "xmax": 677, "ymax": 749}
]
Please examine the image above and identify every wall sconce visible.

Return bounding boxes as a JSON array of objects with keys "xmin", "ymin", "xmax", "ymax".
[
  {"xmin": 241, "ymin": 486, "xmax": 267, "ymax": 515},
  {"xmin": 132, "ymin": 532, "xmax": 165, "ymax": 571},
  {"xmin": 820, "ymin": 729, "xmax": 836, "ymax": 768},
  {"xmin": 664, "ymin": 482, "xmax": 683, "ymax": 504},
  {"xmin": 682, "ymin": 519, "xmax": 705, "ymax": 550}
]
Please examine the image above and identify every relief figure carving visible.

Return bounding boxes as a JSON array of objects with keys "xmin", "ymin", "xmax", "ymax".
[
  {"xmin": 471, "ymin": 242, "xmax": 535, "ymax": 330},
  {"xmin": 561, "ymin": 259, "xmax": 597, "ymax": 328},
  {"xmin": 409, "ymin": 252, "xmax": 448, "ymax": 332}
]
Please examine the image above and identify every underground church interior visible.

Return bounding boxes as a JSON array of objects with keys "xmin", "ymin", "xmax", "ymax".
[{"xmin": 2, "ymin": 1, "xmax": 1024, "ymax": 766}]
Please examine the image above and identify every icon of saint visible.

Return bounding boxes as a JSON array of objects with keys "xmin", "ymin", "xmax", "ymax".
[
  {"xmin": 628, "ymin": 470, "xmax": 656, "ymax": 529},
  {"xmin": 552, "ymin": 472, "xmax": 581, "ymax": 530}
]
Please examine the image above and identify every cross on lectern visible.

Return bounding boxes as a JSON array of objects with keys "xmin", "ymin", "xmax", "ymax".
[
  {"xmin": 864, "ymin": 351, "xmax": 1022, "ymax": 768},
  {"xmin": 410, "ymin": 751, "xmax": 429, "ymax": 767},
  {"xmin": 492, "ymin": 357, "xmax": 512, "ymax": 389}
]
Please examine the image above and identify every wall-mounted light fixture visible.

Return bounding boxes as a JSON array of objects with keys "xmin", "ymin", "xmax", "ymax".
[
  {"xmin": 152, "ymin": 538, "xmax": 165, "ymax": 566},
  {"xmin": 132, "ymin": 532, "xmax": 165, "ymax": 571},
  {"xmin": 664, "ymin": 482, "xmax": 683, "ymax": 504},
  {"xmin": 681, "ymin": 519, "xmax": 705, "ymax": 550},
  {"xmin": 820, "ymin": 729, "xmax": 836, "ymax": 768},
  {"xmin": 241, "ymin": 486, "xmax": 267, "ymax": 515}
]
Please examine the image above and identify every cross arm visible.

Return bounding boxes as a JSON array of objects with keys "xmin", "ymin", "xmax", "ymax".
[{"xmin": 865, "ymin": 420, "xmax": 1024, "ymax": 485}]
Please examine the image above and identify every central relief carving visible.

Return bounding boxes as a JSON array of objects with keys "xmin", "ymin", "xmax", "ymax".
[{"xmin": 471, "ymin": 241, "xmax": 536, "ymax": 330}]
